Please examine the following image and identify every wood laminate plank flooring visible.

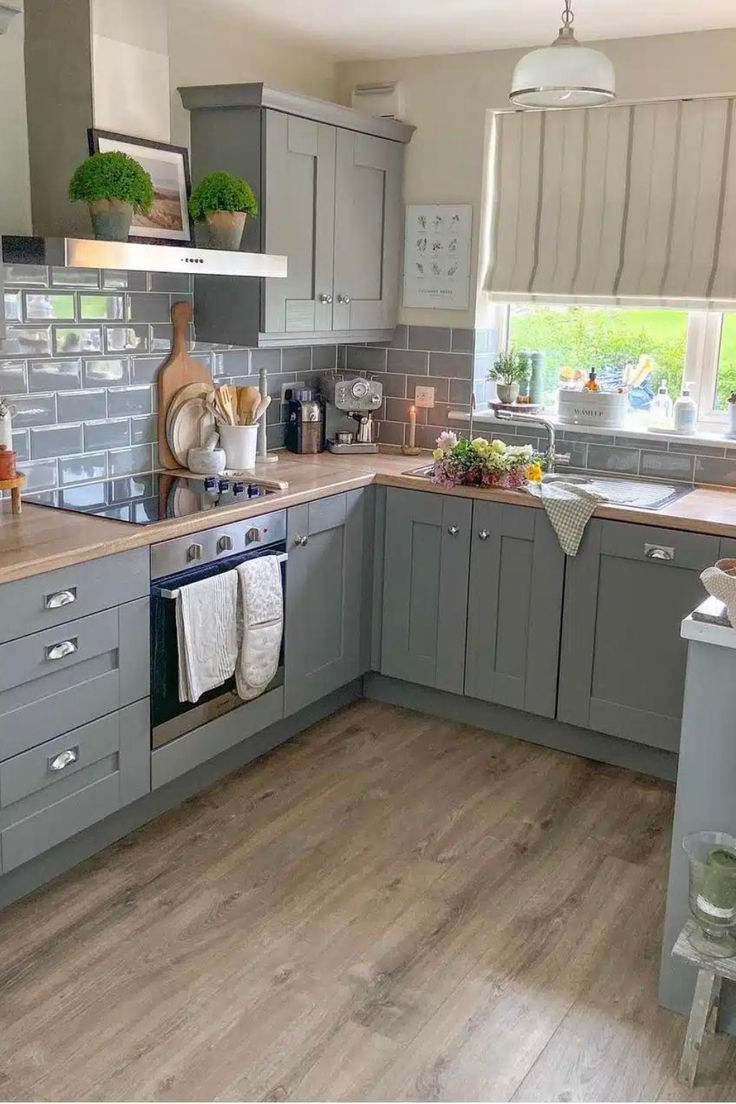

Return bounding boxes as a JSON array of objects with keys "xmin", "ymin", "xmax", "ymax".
[{"xmin": 0, "ymin": 700, "xmax": 734, "ymax": 1102}]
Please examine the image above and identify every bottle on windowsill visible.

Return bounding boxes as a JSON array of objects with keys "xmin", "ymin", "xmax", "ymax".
[
  {"xmin": 583, "ymin": 369, "xmax": 600, "ymax": 392},
  {"xmin": 649, "ymin": 378, "xmax": 673, "ymax": 430},
  {"xmin": 673, "ymin": 381, "xmax": 697, "ymax": 435}
]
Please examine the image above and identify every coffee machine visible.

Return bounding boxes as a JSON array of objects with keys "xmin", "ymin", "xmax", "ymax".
[
  {"xmin": 284, "ymin": 389, "xmax": 326, "ymax": 454},
  {"xmin": 320, "ymin": 376, "xmax": 383, "ymax": 454}
]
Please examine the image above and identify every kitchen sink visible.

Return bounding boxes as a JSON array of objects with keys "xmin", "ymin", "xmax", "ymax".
[{"xmin": 403, "ymin": 465, "xmax": 691, "ymax": 511}]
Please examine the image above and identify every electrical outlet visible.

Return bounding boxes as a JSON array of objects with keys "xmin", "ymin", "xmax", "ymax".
[
  {"xmin": 281, "ymin": 379, "xmax": 306, "ymax": 402},
  {"xmin": 414, "ymin": 385, "xmax": 435, "ymax": 409}
]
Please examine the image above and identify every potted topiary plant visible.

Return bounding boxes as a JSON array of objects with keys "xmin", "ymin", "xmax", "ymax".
[
  {"xmin": 188, "ymin": 171, "xmax": 259, "ymax": 250},
  {"xmin": 68, "ymin": 151, "xmax": 154, "ymax": 241},
  {"xmin": 489, "ymin": 348, "xmax": 530, "ymax": 404}
]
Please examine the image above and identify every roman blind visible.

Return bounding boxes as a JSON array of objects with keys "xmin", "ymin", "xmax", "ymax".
[{"xmin": 484, "ymin": 96, "xmax": 736, "ymax": 307}]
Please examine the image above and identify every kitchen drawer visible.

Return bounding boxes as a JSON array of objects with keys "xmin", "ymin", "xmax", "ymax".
[
  {"xmin": 0, "ymin": 700, "xmax": 150, "ymax": 872},
  {"xmin": 0, "ymin": 548, "xmax": 149, "ymax": 645},
  {"xmin": 599, "ymin": 521, "xmax": 719, "ymax": 570},
  {"xmin": 0, "ymin": 598, "xmax": 149, "ymax": 759}
]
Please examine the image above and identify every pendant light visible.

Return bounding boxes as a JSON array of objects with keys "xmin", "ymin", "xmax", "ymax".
[{"xmin": 510, "ymin": 0, "xmax": 615, "ymax": 109}]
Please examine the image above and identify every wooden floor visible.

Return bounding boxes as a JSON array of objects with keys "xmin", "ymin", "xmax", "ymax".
[{"xmin": 2, "ymin": 700, "xmax": 736, "ymax": 1102}]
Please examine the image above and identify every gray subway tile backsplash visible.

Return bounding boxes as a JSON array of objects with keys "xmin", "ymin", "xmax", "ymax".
[
  {"xmin": 84, "ymin": 418, "xmax": 130, "ymax": 452},
  {"xmin": 106, "ymin": 385, "xmax": 152, "ymax": 417},
  {"xmin": 5, "ymin": 271, "xmax": 736, "ymax": 497},
  {"xmin": 30, "ymin": 424, "xmax": 84, "ymax": 460},
  {"xmin": 29, "ymin": 359, "xmax": 82, "ymax": 392},
  {"xmin": 57, "ymin": 390, "xmax": 106, "ymax": 424},
  {"xmin": 0, "ymin": 360, "xmax": 27, "ymax": 394}
]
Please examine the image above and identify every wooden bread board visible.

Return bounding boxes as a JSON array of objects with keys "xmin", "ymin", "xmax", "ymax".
[{"xmin": 157, "ymin": 301, "xmax": 214, "ymax": 470}]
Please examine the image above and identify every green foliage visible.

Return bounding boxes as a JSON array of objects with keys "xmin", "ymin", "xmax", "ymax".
[
  {"xmin": 509, "ymin": 306, "xmax": 689, "ymax": 403},
  {"xmin": 68, "ymin": 152, "xmax": 154, "ymax": 213},
  {"xmin": 489, "ymin": 347, "xmax": 530, "ymax": 385},
  {"xmin": 188, "ymin": 172, "xmax": 259, "ymax": 221}
]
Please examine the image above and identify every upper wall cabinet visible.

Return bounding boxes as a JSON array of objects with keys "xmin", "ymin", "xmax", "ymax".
[{"xmin": 180, "ymin": 83, "xmax": 414, "ymax": 347}]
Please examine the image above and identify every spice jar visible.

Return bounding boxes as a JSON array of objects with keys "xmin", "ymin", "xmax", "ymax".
[{"xmin": 0, "ymin": 446, "xmax": 17, "ymax": 480}]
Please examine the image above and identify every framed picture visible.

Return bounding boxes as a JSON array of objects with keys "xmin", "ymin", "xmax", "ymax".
[{"xmin": 88, "ymin": 129, "xmax": 193, "ymax": 246}]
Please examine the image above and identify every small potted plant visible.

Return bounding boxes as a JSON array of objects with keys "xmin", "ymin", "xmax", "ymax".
[
  {"xmin": 188, "ymin": 171, "xmax": 259, "ymax": 250},
  {"xmin": 489, "ymin": 348, "xmax": 530, "ymax": 405},
  {"xmin": 68, "ymin": 151, "xmax": 154, "ymax": 241}
]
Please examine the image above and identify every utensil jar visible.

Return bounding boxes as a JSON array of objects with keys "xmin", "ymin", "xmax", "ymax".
[{"xmin": 218, "ymin": 423, "xmax": 258, "ymax": 470}]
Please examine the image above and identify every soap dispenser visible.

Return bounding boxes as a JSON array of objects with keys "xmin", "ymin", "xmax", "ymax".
[{"xmin": 673, "ymin": 381, "xmax": 697, "ymax": 435}]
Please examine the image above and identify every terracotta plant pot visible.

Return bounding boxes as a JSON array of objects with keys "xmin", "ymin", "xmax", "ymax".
[
  {"xmin": 204, "ymin": 210, "xmax": 247, "ymax": 250},
  {"xmin": 496, "ymin": 382, "xmax": 520, "ymax": 404},
  {"xmin": 88, "ymin": 199, "xmax": 133, "ymax": 242}
]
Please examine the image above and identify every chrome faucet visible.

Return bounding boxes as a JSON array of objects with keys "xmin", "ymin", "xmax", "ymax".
[{"xmin": 493, "ymin": 409, "xmax": 570, "ymax": 473}]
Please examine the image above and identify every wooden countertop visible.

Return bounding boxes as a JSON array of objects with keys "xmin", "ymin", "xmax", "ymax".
[{"xmin": 3, "ymin": 450, "xmax": 736, "ymax": 584}]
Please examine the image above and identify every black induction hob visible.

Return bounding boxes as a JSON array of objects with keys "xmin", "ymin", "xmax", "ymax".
[{"xmin": 24, "ymin": 473, "xmax": 276, "ymax": 526}]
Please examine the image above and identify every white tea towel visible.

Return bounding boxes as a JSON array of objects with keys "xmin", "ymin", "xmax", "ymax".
[
  {"xmin": 528, "ymin": 480, "xmax": 606, "ymax": 556},
  {"xmin": 235, "ymin": 556, "xmax": 283, "ymax": 701},
  {"xmin": 176, "ymin": 571, "xmax": 238, "ymax": 703}
]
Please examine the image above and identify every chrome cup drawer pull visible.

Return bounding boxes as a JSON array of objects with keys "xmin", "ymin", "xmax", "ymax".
[
  {"xmin": 46, "ymin": 638, "xmax": 78, "ymax": 661},
  {"xmin": 48, "ymin": 746, "xmax": 79, "ymax": 772},
  {"xmin": 45, "ymin": 588, "xmax": 77, "ymax": 609},
  {"xmin": 644, "ymin": 544, "xmax": 675, "ymax": 562}
]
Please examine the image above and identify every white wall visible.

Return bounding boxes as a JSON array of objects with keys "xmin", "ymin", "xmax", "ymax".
[
  {"xmin": 0, "ymin": 1, "xmax": 31, "ymax": 236},
  {"xmin": 336, "ymin": 29, "xmax": 736, "ymax": 328},
  {"xmin": 92, "ymin": 0, "xmax": 171, "ymax": 142},
  {"xmin": 166, "ymin": 0, "xmax": 338, "ymax": 151}
]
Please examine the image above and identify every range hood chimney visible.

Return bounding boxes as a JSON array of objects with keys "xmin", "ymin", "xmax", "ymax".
[{"xmin": 11, "ymin": 0, "xmax": 286, "ymax": 279}]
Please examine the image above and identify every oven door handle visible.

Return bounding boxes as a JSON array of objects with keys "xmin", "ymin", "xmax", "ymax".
[{"xmin": 154, "ymin": 552, "xmax": 288, "ymax": 600}]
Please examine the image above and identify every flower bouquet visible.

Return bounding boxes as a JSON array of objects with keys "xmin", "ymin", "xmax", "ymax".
[{"xmin": 431, "ymin": 431, "xmax": 543, "ymax": 489}]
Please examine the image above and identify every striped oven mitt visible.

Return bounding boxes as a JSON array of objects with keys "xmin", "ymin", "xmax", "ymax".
[{"xmin": 528, "ymin": 480, "xmax": 606, "ymax": 556}]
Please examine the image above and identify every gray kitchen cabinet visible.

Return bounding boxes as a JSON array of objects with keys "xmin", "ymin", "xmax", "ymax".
[
  {"xmin": 380, "ymin": 487, "xmax": 472, "ymax": 694},
  {"xmin": 464, "ymin": 501, "xmax": 564, "ymax": 717},
  {"xmin": 0, "ymin": 700, "xmax": 150, "ymax": 873},
  {"xmin": 180, "ymin": 83, "xmax": 413, "ymax": 347},
  {"xmin": 557, "ymin": 519, "xmax": 720, "ymax": 752},
  {"xmin": 284, "ymin": 489, "xmax": 369, "ymax": 715}
]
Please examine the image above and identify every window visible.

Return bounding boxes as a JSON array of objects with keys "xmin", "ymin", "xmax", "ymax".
[{"xmin": 492, "ymin": 303, "xmax": 735, "ymax": 432}]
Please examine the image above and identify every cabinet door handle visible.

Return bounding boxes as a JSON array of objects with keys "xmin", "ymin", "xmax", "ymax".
[
  {"xmin": 478, "ymin": 529, "xmax": 490, "ymax": 541},
  {"xmin": 44, "ymin": 588, "xmax": 77, "ymax": 609},
  {"xmin": 447, "ymin": 525, "xmax": 460, "ymax": 536},
  {"xmin": 294, "ymin": 535, "xmax": 309, "ymax": 547},
  {"xmin": 48, "ymin": 746, "xmax": 79, "ymax": 773},
  {"xmin": 319, "ymin": 294, "xmax": 333, "ymax": 304},
  {"xmin": 46, "ymin": 638, "xmax": 78, "ymax": 661},
  {"xmin": 337, "ymin": 294, "xmax": 351, "ymax": 304},
  {"xmin": 644, "ymin": 544, "xmax": 675, "ymax": 562}
]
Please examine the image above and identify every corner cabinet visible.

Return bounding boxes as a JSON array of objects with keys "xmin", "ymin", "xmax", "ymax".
[
  {"xmin": 284, "ymin": 489, "xmax": 372, "ymax": 716},
  {"xmin": 557, "ymin": 520, "xmax": 720, "ymax": 752},
  {"xmin": 180, "ymin": 83, "xmax": 414, "ymax": 347},
  {"xmin": 380, "ymin": 488, "xmax": 564, "ymax": 714}
]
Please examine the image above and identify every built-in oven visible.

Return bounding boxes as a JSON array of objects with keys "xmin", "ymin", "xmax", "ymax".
[{"xmin": 150, "ymin": 510, "xmax": 287, "ymax": 749}]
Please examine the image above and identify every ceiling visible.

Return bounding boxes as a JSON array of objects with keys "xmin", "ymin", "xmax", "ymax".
[{"xmin": 209, "ymin": 0, "xmax": 736, "ymax": 59}]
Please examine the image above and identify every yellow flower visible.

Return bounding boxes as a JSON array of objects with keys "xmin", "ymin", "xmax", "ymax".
[
  {"xmin": 526, "ymin": 462, "xmax": 543, "ymax": 483},
  {"xmin": 490, "ymin": 438, "xmax": 507, "ymax": 454},
  {"xmin": 432, "ymin": 449, "xmax": 443, "ymax": 460}
]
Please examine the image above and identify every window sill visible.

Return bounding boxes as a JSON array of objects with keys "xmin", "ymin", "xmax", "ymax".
[{"xmin": 449, "ymin": 409, "xmax": 736, "ymax": 450}]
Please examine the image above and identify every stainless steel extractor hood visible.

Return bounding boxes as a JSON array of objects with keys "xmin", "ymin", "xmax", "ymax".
[{"xmin": 1, "ymin": 236, "xmax": 287, "ymax": 279}]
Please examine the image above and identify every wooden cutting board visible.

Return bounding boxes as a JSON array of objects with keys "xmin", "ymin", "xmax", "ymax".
[{"xmin": 157, "ymin": 301, "xmax": 213, "ymax": 470}]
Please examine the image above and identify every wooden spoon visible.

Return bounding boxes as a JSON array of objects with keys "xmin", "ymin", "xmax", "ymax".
[
  {"xmin": 215, "ymin": 385, "xmax": 238, "ymax": 425},
  {"xmin": 238, "ymin": 385, "xmax": 261, "ymax": 425}
]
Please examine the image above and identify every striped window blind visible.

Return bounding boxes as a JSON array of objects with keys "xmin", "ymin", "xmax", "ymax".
[{"xmin": 484, "ymin": 97, "xmax": 736, "ymax": 307}]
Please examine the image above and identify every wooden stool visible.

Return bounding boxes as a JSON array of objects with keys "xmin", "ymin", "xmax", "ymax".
[
  {"xmin": 672, "ymin": 918, "xmax": 736, "ymax": 1086},
  {"xmin": 0, "ymin": 473, "xmax": 25, "ymax": 515}
]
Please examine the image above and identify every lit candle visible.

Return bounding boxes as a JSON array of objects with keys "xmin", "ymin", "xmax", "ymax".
[{"xmin": 408, "ymin": 405, "xmax": 416, "ymax": 449}]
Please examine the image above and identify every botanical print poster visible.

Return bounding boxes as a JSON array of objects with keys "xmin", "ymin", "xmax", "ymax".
[{"xmin": 403, "ymin": 204, "xmax": 472, "ymax": 310}]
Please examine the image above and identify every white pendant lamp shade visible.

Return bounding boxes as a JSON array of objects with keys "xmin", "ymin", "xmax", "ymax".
[{"xmin": 510, "ymin": 5, "xmax": 615, "ymax": 109}]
